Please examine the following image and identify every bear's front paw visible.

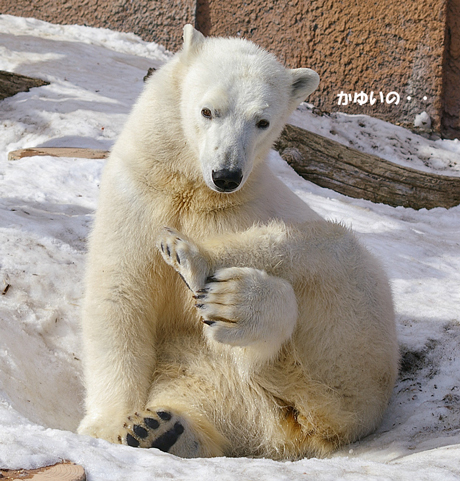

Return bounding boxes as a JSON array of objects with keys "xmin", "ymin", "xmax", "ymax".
[
  {"xmin": 194, "ymin": 267, "xmax": 297, "ymax": 352},
  {"xmin": 157, "ymin": 227, "xmax": 209, "ymax": 293},
  {"xmin": 119, "ymin": 408, "xmax": 200, "ymax": 457}
]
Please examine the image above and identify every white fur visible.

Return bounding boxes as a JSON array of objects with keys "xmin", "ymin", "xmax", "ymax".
[{"xmin": 78, "ymin": 25, "xmax": 398, "ymax": 460}]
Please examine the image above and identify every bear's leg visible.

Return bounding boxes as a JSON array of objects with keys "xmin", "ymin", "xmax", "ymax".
[
  {"xmin": 78, "ymin": 293, "xmax": 157, "ymax": 443},
  {"xmin": 158, "ymin": 228, "xmax": 298, "ymax": 364}
]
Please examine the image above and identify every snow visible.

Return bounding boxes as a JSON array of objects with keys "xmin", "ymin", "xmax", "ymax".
[
  {"xmin": 0, "ymin": 14, "xmax": 460, "ymax": 480},
  {"xmin": 289, "ymin": 105, "xmax": 460, "ymax": 176},
  {"xmin": 414, "ymin": 111, "xmax": 431, "ymax": 129}
]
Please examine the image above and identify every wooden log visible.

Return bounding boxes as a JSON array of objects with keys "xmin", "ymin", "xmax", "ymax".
[
  {"xmin": 0, "ymin": 70, "xmax": 49, "ymax": 101},
  {"xmin": 274, "ymin": 124, "xmax": 460, "ymax": 210},
  {"xmin": 8, "ymin": 147, "xmax": 110, "ymax": 161},
  {"xmin": 0, "ymin": 461, "xmax": 86, "ymax": 481}
]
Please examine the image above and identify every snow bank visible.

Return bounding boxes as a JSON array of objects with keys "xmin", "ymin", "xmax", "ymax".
[{"xmin": 0, "ymin": 15, "xmax": 459, "ymax": 480}]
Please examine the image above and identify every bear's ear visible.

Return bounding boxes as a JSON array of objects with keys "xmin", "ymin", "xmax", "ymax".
[
  {"xmin": 182, "ymin": 24, "xmax": 206, "ymax": 61},
  {"xmin": 289, "ymin": 68, "xmax": 320, "ymax": 105}
]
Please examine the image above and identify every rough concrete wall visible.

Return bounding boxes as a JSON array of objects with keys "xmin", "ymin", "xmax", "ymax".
[
  {"xmin": 197, "ymin": 0, "xmax": 447, "ymax": 131},
  {"xmin": 0, "ymin": 0, "xmax": 195, "ymax": 52},
  {"xmin": 1, "ymin": 0, "xmax": 458, "ymax": 136}
]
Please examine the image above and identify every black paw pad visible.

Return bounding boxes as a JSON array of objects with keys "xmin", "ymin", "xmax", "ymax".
[
  {"xmin": 174, "ymin": 422, "xmax": 185, "ymax": 435},
  {"xmin": 151, "ymin": 422, "xmax": 184, "ymax": 452},
  {"xmin": 145, "ymin": 417, "xmax": 160, "ymax": 429},
  {"xmin": 126, "ymin": 433, "xmax": 140, "ymax": 447},
  {"xmin": 133, "ymin": 424, "xmax": 149, "ymax": 438},
  {"xmin": 157, "ymin": 411, "xmax": 172, "ymax": 421},
  {"xmin": 124, "ymin": 409, "xmax": 184, "ymax": 451}
]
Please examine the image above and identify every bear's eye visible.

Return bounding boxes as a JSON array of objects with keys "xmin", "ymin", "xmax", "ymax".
[
  {"xmin": 256, "ymin": 119, "xmax": 270, "ymax": 129},
  {"xmin": 201, "ymin": 108, "xmax": 212, "ymax": 119}
]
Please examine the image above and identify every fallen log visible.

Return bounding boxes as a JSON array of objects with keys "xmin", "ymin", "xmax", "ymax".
[
  {"xmin": 8, "ymin": 147, "xmax": 110, "ymax": 160},
  {"xmin": 7, "ymin": 130, "xmax": 460, "ymax": 210},
  {"xmin": 0, "ymin": 70, "xmax": 49, "ymax": 101},
  {"xmin": 274, "ymin": 124, "xmax": 460, "ymax": 210}
]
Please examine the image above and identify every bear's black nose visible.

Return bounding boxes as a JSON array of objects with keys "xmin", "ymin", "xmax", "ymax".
[{"xmin": 211, "ymin": 169, "xmax": 243, "ymax": 193}]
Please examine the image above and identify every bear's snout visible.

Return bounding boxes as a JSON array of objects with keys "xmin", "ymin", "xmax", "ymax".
[{"xmin": 211, "ymin": 169, "xmax": 243, "ymax": 193}]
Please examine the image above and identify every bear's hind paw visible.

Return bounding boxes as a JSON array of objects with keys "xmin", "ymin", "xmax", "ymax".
[{"xmin": 120, "ymin": 409, "xmax": 200, "ymax": 457}]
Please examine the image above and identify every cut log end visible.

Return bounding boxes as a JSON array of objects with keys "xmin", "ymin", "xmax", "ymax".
[{"xmin": 0, "ymin": 461, "xmax": 86, "ymax": 481}]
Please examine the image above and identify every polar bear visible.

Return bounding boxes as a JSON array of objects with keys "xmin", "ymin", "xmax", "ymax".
[{"xmin": 77, "ymin": 25, "xmax": 399, "ymax": 460}]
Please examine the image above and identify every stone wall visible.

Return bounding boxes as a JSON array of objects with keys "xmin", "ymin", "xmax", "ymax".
[{"xmin": 1, "ymin": 0, "xmax": 459, "ymax": 137}]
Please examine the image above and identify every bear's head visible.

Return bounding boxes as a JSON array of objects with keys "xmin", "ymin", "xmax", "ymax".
[{"xmin": 179, "ymin": 25, "xmax": 319, "ymax": 194}]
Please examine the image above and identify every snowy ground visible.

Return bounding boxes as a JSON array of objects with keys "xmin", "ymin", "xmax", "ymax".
[{"xmin": 0, "ymin": 14, "xmax": 459, "ymax": 480}]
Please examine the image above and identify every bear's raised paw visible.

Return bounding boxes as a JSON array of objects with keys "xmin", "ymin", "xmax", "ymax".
[
  {"xmin": 157, "ymin": 227, "xmax": 209, "ymax": 293},
  {"xmin": 196, "ymin": 267, "xmax": 298, "ymax": 352}
]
